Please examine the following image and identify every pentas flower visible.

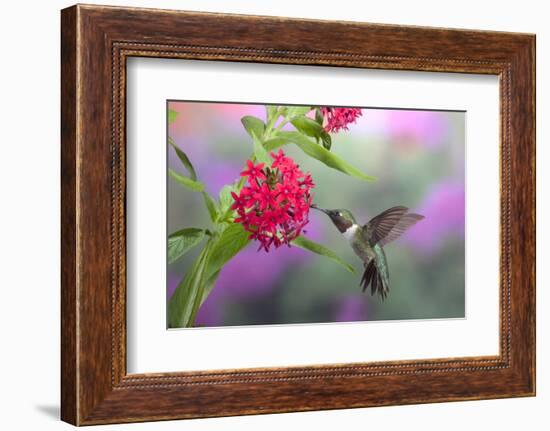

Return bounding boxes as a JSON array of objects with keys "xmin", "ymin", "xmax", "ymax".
[
  {"xmin": 231, "ymin": 150, "xmax": 315, "ymax": 252},
  {"xmin": 321, "ymin": 107, "xmax": 362, "ymax": 133}
]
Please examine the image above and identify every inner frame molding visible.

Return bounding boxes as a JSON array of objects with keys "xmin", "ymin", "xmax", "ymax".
[
  {"xmin": 61, "ymin": 4, "xmax": 534, "ymax": 425},
  {"xmin": 126, "ymin": 58, "xmax": 500, "ymax": 373},
  {"xmin": 114, "ymin": 44, "xmax": 510, "ymax": 384}
]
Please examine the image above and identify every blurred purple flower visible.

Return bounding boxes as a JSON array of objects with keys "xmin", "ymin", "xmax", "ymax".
[
  {"xmin": 334, "ymin": 295, "xmax": 368, "ymax": 322},
  {"xmin": 351, "ymin": 109, "xmax": 449, "ymax": 151},
  {"xmin": 386, "ymin": 110, "xmax": 448, "ymax": 149},
  {"xmin": 167, "ymin": 272, "xmax": 180, "ymax": 300},
  {"xmin": 217, "ymin": 246, "xmax": 310, "ymax": 298},
  {"xmin": 405, "ymin": 181, "xmax": 465, "ymax": 254},
  {"xmin": 168, "ymin": 136, "xmax": 210, "ymax": 166},
  {"xmin": 199, "ymin": 159, "xmax": 241, "ymax": 196},
  {"xmin": 209, "ymin": 104, "xmax": 266, "ymax": 132},
  {"xmin": 193, "ymin": 219, "xmax": 322, "ymax": 326},
  {"xmin": 216, "ymin": 218, "xmax": 322, "ymax": 300},
  {"xmin": 194, "ymin": 284, "xmax": 226, "ymax": 327},
  {"xmin": 194, "ymin": 243, "xmax": 313, "ymax": 326}
]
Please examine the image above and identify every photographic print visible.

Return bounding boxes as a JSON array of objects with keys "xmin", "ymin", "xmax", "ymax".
[{"xmin": 167, "ymin": 102, "xmax": 465, "ymax": 329}]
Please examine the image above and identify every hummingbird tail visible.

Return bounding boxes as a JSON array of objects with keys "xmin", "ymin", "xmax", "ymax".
[{"xmin": 360, "ymin": 260, "xmax": 389, "ymax": 301}]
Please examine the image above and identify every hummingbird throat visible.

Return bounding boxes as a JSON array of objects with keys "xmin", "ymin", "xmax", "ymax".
[{"xmin": 342, "ymin": 224, "xmax": 359, "ymax": 241}]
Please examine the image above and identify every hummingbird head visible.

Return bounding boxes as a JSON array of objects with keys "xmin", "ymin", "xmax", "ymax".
[{"xmin": 311, "ymin": 205, "xmax": 356, "ymax": 233}]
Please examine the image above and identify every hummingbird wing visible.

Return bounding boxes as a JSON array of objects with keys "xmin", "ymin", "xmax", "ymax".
[
  {"xmin": 363, "ymin": 206, "xmax": 409, "ymax": 245},
  {"xmin": 363, "ymin": 206, "xmax": 424, "ymax": 247},
  {"xmin": 378, "ymin": 213, "xmax": 424, "ymax": 247}
]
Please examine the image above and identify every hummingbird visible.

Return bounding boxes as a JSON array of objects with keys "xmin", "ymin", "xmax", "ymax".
[{"xmin": 312, "ymin": 205, "xmax": 424, "ymax": 300}]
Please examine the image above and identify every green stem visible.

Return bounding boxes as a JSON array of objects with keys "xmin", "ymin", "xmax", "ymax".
[
  {"xmin": 263, "ymin": 107, "xmax": 280, "ymax": 140},
  {"xmin": 237, "ymin": 105, "xmax": 285, "ymax": 191}
]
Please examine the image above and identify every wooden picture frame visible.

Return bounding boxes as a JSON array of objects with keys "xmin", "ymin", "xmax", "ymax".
[{"xmin": 61, "ymin": 4, "xmax": 535, "ymax": 425}]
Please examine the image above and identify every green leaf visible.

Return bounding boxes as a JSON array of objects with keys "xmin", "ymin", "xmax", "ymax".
[
  {"xmin": 200, "ymin": 269, "xmax": 221, "ymax": 306},
  {"xmin": 241, "ymin": 116, "xmax": 266, "ymax": 139},
  {"xmin": 168, "ymin": 240, "xmax": 213, "ymax": 328},
  {"xmin": 278, "ymin": 131, "xmax": 376, "ymax": 181},
  {"xmin": 266, "ymin": 105, "xmax": 278, "ymax": 121},
  {"xmin": 206, "ymin": 223, "xmax": 250, "ymax": 280},
  {"xmin": 251, "ymin": 132, "xmax": 271, "ymax": 165},
  {"xmin": 169, "ymin": 142, "xmax": 197, "ymax": 181},
  {"xmin": 264, "ymin": 137, "xmax": 289, "ymax": 152},
  {"xmin": 315, "ymin": 108, "xmax": 324, "ymax": 125},
  {"xmin": 320, "ymin": 130, "xmax": 332, "ymax": 150},
  {"xmin": 168, "ymin": 109, "xmax": 178, "ymax": 124},
  {"xmin": 218, "ymin": 184, "xmax": 235, "ymax": 215},
  {"xmin": 168, "ymin": 228, "xmax": 206, "ymax": 264},
  {"xmin": 169, "ymin": 169, "xmax": 205, "ymax": 192},
  {"xmin": 292, "ymin": 236, "xmax": 355, "ymax": 273},
  {"xmin": 202, "ymin": 192, "xmax": 219, "ymax": 223},
  {"xmin": 286, "ymin": 106, "xmax": 312, "ymax": 118},
  {"xmin": 291, "ymin": 116, "xmax": 323, "ymax": 138}
]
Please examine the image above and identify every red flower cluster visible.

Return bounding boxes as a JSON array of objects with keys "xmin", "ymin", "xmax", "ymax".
[
  {"xmin": 320, "ymin": 107, "xmax": 362, "ymax": 133},
  {"xmin": 231, "ymin": 150, "xmax": 315, "ymax": 252}
]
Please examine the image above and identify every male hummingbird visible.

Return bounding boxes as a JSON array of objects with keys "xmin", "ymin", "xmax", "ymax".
[{"xmin": 312, "ymin": 205, "xmax": 424, "ymax": 300}]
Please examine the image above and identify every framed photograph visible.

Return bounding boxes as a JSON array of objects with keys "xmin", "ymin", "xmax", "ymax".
[{"xmin": 61, "ymin": 4, "xmax": 536, "ymax": 425}]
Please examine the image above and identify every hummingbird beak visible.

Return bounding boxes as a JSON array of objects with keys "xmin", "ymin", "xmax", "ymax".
[{"xmin": 310, "ymin": 204, "xmax": 330, "ymax": 215}]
